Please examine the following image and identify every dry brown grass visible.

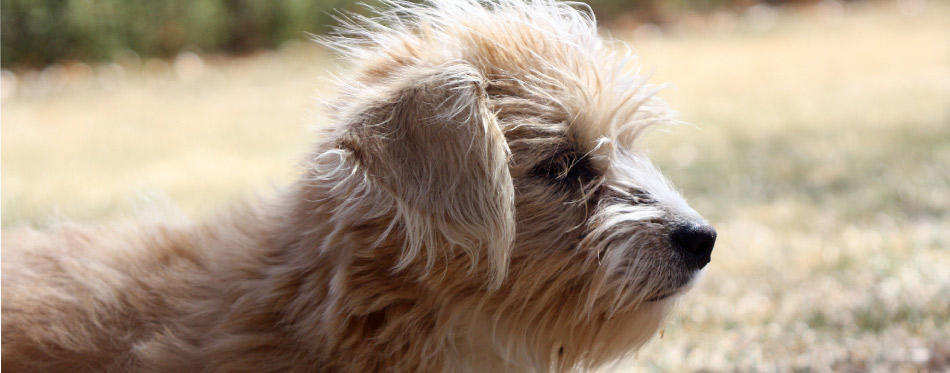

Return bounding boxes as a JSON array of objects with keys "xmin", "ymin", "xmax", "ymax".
[
  {"xmin": 2, "ymin": 45, "xmax": 332, "ymax": 224},
  {"xmin": 2, "ymin": 2, "xmax": 948, "ymax": 371}
]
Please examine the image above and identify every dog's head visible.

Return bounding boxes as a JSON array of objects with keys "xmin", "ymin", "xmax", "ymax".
[{"xmin": 317, "ymin": 0, "xmax": 715, "ymax": 369}]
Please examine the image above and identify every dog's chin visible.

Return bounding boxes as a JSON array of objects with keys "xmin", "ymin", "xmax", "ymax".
[{"xmin": 647, "ymin": 267, "xmax": 708, "ymax": 302}]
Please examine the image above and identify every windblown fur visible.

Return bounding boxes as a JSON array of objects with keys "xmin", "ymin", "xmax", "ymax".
[{"xmin": 1, "ymin": 1, "xmax": 715, "ymax": 372}]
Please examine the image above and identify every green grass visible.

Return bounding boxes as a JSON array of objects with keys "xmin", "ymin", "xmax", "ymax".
[{"xmin": 3, "ymin": 2, "xmax": 949, "ymax": 371}]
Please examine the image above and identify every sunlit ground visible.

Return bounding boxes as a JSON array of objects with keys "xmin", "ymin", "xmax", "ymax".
[{"xmin": 2, "ymin": 1, "xmax": 948, "ymax": 371}]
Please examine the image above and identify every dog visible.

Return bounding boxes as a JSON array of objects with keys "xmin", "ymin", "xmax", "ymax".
[{"xmin": 1, "ymin": 1, "xmax": 716, "ymax": 371}]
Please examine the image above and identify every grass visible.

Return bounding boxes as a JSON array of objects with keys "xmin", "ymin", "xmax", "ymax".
[
  {"xmin": 2, "ymin": 2, "xmax": 948, "ymax": 371},
  {"xmin": 626, "ymin": 3, "xmax": 950, "ymax": 371}
]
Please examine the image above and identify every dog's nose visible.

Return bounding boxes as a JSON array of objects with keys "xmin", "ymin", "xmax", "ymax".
[{"xmin": 671, "ymin": 223, "xmax": 716, "ymax": 269}]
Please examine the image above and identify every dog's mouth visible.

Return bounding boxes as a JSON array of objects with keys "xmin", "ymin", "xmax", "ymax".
[
  {"xmin": 646, "ymin": 268, "xmax": 706, "ymax": 302},
  {"xmin": 645, "ymin": 291, "xmax": 677, "ymax": 302},
  {"xmin": 644, "ymin": 280, "xmax": 686, "ymax": 302}
]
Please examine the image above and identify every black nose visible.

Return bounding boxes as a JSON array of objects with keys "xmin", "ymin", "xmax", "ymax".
[{"xmin": 671, "ymin": 223, "xmax": 717, "ymax": 269}]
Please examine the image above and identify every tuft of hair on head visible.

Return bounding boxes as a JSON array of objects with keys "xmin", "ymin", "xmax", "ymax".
[{"xmin": 319, "ymin": 0, "xmax": 678, "ymax": 151}]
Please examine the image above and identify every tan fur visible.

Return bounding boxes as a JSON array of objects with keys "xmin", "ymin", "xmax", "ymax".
[{"xmin": 1, "ymin": 1, "xmax": 715, "ymax": 372}]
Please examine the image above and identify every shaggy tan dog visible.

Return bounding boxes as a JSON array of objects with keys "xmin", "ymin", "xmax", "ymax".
[{"xmin": 1, "ymin": 1, "xmax": 716, "ymax": 371}]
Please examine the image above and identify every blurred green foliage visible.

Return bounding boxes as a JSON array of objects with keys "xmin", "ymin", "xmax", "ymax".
[
  {"xmin": 1, "ymin": 0, "xmax": 374, "ymax": 67},
  {"xmin": 1, "ymin": 0, "xmax": 725, "ymax": 68}
]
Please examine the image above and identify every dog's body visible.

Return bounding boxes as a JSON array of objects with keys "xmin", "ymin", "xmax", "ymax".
[{"xmin": 1, "ymin": 1, "xmax": 716, "ymax": 372}]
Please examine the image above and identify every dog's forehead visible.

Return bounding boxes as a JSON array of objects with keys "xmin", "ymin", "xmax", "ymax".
[
  {"xmin": 460, "ymin": 29, "xmax": 674, "ymax": 153},
  {"xmin": 330, "ymin": 0, "xmax": 676, "ymax": 153}
]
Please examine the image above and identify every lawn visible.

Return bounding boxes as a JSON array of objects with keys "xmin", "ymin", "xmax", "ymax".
[{"xmin": 2, "ymin": 2, "xmax": 948, "ymax": 371}]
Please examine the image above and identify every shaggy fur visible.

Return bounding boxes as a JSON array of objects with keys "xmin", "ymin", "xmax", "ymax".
[{"xmin": 1, "ymin": 1, "xmax": 716, "ymax": 372}]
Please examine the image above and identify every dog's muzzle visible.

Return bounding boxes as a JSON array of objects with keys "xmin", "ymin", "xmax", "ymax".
[{"xmin": 670, "ymin": 223, "xmax": 717, "ymax": 270}]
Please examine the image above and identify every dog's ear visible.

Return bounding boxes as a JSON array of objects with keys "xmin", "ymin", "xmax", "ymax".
[{"xmin": 338, "ymin": 63, "xmax": 514, "ymax": 288}]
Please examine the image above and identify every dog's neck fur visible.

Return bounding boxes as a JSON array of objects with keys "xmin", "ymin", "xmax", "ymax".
[{"xmin": 180, "ymin": 146, "xmax": 503, "ymax": 372}]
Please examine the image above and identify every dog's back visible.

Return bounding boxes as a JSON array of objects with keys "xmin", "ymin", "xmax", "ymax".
[{"xmin": 2, "ymin": 224, "xmax": 205, "ymax": 371}]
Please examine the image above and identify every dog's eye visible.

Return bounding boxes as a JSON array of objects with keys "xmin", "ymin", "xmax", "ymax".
[{"xmin": 533, "ymin": 151, "xmax": 596, "ymax": 185}]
